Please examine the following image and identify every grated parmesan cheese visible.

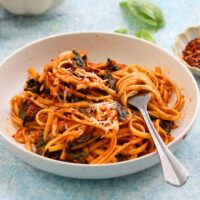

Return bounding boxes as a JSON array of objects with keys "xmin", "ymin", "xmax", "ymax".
[
  {"xmin": 63, "ymin": 86, "xmax": 68, "ymax": 102},
  {"xmin": 90, "ymin": 102, "xmax": 117, "ymax": 110}
]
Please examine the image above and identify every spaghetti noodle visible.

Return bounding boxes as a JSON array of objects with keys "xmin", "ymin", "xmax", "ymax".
[{"xmin": 10, "ymin": 50, "xmax": 184, "ymax": 164}]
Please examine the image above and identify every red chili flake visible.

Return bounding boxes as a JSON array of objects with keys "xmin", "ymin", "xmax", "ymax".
[{"xmin": 182, "ymin": 37, "xmax": 200, "ymax": 69}]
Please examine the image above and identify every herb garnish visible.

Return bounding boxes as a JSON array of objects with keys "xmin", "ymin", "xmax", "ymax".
[
  {"xmin": 35, "ymin": 130, "xmax": 45, "ymax": 155},
  {"xmin": 116, "ymin": 102, "xmax": 128, "ymax": 121},
  {"xmin": 19, "ymin": 100, "xmax": 40, "ymax": 125},
  {"xmin": 42, "ymin": 86, "xmax": 50, "ymax": 95},
  {"xmin": 67, "ymin": 96, "xmax": 85, "ymax": 103},
  {"xmin": 135, "ymin": 29, "xmax": 156, "ymax": 43},
  {"xmin": 69, "ymin": 133, "xmax": 93, "ymax": 148},
  {"xmin": 160, "ymin": 120, "xmax": 174, "ymax": 134},
  {"xmin": 66, "ymin": 150, "xmax": 89, "ymax": 163},
  {"xmin": 114, "ymin": 28, "xmax": 128, "ymax": 34},
  {"xmin": 106, "ymin": 58, "xmax": 120, "ymax": 72},
  {"xmin": 72, "ymin": 50, "xmax": 86, "ymax": 67},
  {"xmin": 104, "ymin": 70, "xmax": 117, "ymax": 90},
  {"xmin": 120, "ymin": 0, "xmax": 165, "ymax": 29},
  {"xmin": 24, "ymin": 78, "xmax": 41, "ymax": 93}
]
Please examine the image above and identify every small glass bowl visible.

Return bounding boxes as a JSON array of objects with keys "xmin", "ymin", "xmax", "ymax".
[{"xmin": 172, "ymin": 26, "xmax": 200, "ymax": 76}]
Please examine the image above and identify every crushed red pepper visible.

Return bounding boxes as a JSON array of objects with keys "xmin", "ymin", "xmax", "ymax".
[{"xmin": 182, "ymin": 37, "xmax": 200, "ymax": 69}]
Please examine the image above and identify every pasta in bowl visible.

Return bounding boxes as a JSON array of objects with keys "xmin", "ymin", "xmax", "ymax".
[
  {"xmin": 11, "ymin": 50, "xmax": 183, "ymax": 164},
  {"xmin": 0, "ymin": 32, "xmax": 199, "ymax": 178}
]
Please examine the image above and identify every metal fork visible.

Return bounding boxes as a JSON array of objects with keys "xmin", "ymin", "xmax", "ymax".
[{"xmin": 128, "ymin": 92, "xmax": 189, "ymax": 186}]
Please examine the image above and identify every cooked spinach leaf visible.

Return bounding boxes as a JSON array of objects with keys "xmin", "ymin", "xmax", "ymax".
[
  {"xmin": 24, "ymin": 78, "xmax": 41, "ymax": 93},
  {"xmin": 45, "ymin": 150, "xmax": 62, "ymax": 160},
  {"xmin": 69, "ymin": 133, "xmax": 93, "ymax": 148},
  {"xmin": 67, "ymin": 96, "xmax": 85, "ymax": 103},
  {"xmin": 116, "ymin": 102, "xmax": 128, "ymax": 121},
  {"xmin": 160, "ymin": 120, "xmax": 173, "ymax": 134},
  {"xmin": 116, "ymin": 154, "xmax": 130, "ymax": 162},
  {"xmin": 72, "ymin": 50, "xmax": 86, "ymax": 67},
  {"xmin": 104, "ymin": 70, "xmax": 117, "ymax": 90},
  {"xmin": 35, "ymin": 130, "xmax": 45, "ymax": 155},
  {"xmin": 19, "ymin": 100, "xmax": 40, "ymax": 125},
  {"xmin": 106, "ymin": 58, "xmax": 119, "ymax": 72},
  {"xmin": 42, "ymin": 86, "xmax": 50, "ymax": 95},
  {"xmin": 67, "ymin": 150, "xmax": 89, "ymax": 163}
]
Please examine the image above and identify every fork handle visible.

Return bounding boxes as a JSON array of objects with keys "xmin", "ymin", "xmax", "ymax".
[{"xmin": 139, "ymin": 107, "xmax": 189, "ymax": 186}]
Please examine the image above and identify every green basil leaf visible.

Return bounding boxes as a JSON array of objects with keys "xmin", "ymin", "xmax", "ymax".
[
  {"xmin": 24, "ymin": 78, "xmax": 41, "ymax": 93},
  {"xmin": 72, "ymin": 50, "xmax": 86, "ymax": 67},
  {"xmin": 160, "ymin": 120, "xmax": 174, "ymax": 134},
  {"xmin": 135, "ymin": 29, "xmax": 156, "ymax": 43},
  {"xmin": 114, "ymin": 28, "xmax": 128, "ymax": 34},
  {"xmin": 120, "ymin": 0, "xmax": 165, "ymax": 29},
  {"xmin": 116, "ymin": 102, "xmax": 128, "ymax": 121}
]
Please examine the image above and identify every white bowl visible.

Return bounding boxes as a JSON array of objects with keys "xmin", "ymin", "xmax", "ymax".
[
  {"xmin": 0, "ymin": 0, "xmax": 63, "ymax": 15},
  {"xmin": 172, "ymin": 26, "xmax": 200, "ymax": 76},
  {"xmin": 0, "ymin": 32, "xmax": 199, "ymax": 179}
]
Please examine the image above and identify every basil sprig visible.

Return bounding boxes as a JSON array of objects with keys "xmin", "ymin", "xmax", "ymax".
[
  {"xmin": 120, "ymin": 0, "xmax": 165, "ymax": 29},
  {"xmin": 114, "ymin": 28, "xmax": 128, "ymax": 34},
  {"xmin": 135, "ymin": 29, "xmax": 156, "ymax": 43}
]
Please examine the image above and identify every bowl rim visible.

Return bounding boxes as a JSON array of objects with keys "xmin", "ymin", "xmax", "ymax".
[
  {"xmin": 0, "ymin": 31, "xmax": 199, "ymax": 168},
  {"xmin": 172, "ymin": 25, "xmax": 200, "ymax": 75}
]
